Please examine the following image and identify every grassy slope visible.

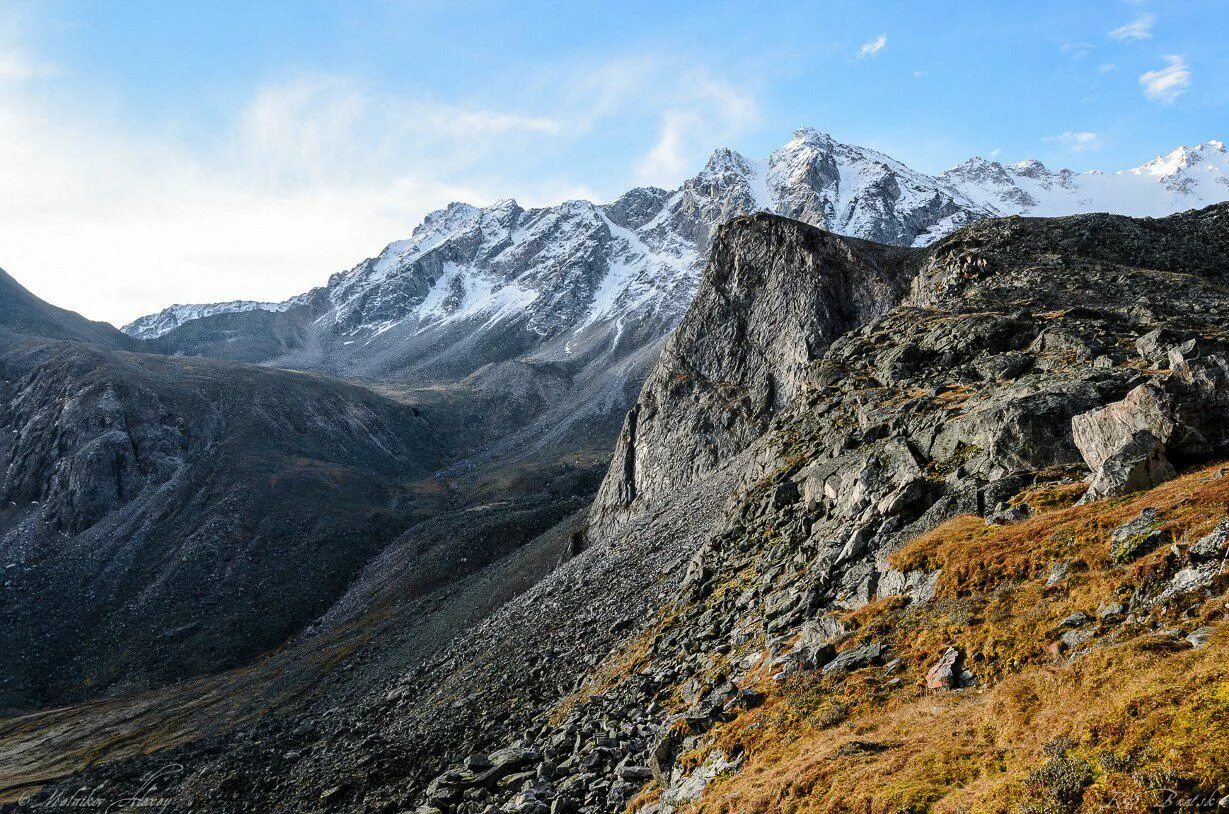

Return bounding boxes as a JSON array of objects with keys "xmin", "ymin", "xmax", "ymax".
[{"xmin": 633, "ymin": 464, "xmax": 1229, "ymax": 814}]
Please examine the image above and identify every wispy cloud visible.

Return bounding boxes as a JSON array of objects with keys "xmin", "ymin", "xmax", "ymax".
[
  {"xmin": 634, "ymin": 71, "xmax": 759, "ymax": 184},
  {"xmin": 1107, "ymin": 12, "xmax": 1156, "ymax": 42},
  {"xmin": 0, "ymin": 43, "xmax": 762, "ymax": 322},
  {"xmin": 1044, "ymin": 131, "xmax": 1101, "ymax": 152},
  {"xmin": 0, "ymin": 52, "xmax": 58, "ymax": 82},
  {"xmin": 858, "ymin": 34, "xmax": 887, "ymax": 59},
  {"xmin": 1061, "ymin": 42, "xmax": 1094, "ymax": 60},
  {"xmin": 1097, "ymin": 63, "xmax": 1118, "ymax": 73},
  {"xmin": 1139, "ymin": 55, "xmax": 1191, "ymax": 104}
]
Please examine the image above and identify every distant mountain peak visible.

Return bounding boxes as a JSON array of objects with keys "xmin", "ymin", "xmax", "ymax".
[{"xmin": 125, "ymin": 130, "xmax": 1229, "ymax": 360}]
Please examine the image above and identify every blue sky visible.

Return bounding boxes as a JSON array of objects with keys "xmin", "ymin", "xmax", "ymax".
[{"xmin": 1, "ymin": 0, "xmax": 1225, "ymax": 323}]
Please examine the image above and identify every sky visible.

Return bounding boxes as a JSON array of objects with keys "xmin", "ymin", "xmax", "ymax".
[{"xmin": 1, "ymin": 0, "xmax": 1226, "ymax": 325}]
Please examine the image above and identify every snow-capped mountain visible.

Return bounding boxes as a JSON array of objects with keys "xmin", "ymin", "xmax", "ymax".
[
  {"xmin": 123, "ymin": 128, "xmax": 1227, "ymax": 449},
  {"xmin": 941, "ymin": 139, "xmax": 1229, "ymax": 218},
  {"xmin": 124, "ymin": 299, "xmax": 293, "ymax": 339}
]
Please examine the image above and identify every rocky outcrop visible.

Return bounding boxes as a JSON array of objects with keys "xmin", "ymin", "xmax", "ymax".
[{"xmin": 589, "ymin": 215, "xmax": 912, "ymax": 541}]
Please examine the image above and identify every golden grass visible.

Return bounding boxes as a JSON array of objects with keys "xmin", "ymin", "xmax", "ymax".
[{"xmin": 683, "ymin": 462, "xmax": 1229, "ymax": 814}]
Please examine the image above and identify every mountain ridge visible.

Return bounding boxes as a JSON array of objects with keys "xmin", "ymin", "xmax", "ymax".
[{"xmin": 124, "ymin": 129, "xmax": 1229, "ymax": 344}]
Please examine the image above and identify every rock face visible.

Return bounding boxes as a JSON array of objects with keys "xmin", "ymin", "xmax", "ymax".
[
  {"xmin": 28, "ymin": 204, "xmax": 1229, "ymax": 814},
  {"xmin": 590, "ymin": 215, "xmax": 912, "ymax": 541}
]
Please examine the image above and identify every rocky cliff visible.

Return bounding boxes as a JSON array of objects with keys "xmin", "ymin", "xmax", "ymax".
[{"xmin": 589, "ymin": 217, "xmax": 912, "ymax": 543}]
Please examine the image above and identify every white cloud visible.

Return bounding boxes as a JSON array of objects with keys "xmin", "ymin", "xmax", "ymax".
[
  {"xmin": 0, "ymin": 73, "xmax": 592, "ymax": 325},
  {"xmin": 1061, "ymin": 42, "xmax": 1094, "ymax": 60},
  {"xmin": 989, "ymin": 147, "xmax": 1003, "ymax": 158},
  {"xmin": 1107, "ymin": 12, "xmax": 1156, "ymax": 42},
  {"xmin": 858, "ymin": 34, "xmax": 887, "ymax": 59},
  {"xmin": 1139, "ymin": 55, "xmax": 1191, "ymax": 104},
  {"xmin": 1044, "ymin": 131, "xmax": 1101, "ymax": 152},
  {"xmin": 0, "ymin": 48, "xmax": 58, "ymax": 82},
  {"xmin": 912, "ymin": 70, "xmax": 929, "ymax": 79},
  {"xmin": 633, "ymin": 72, "xmax": 759, "ymax": 184},
  {"xmin": 1098, "ymin": 63, "xmax": 1118, "ymax": 73}
]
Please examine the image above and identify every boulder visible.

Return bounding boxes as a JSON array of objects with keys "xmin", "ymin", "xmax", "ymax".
[
  {"xmin": 1073, "ymin": 384, "xmax": 1178, "ymax": 472},
  {"xmin": 821, "ymin": 641, "xmax": 885, "ymax": 674},
  {"xmin": 1072, "ymin": 383, "xmax": 1184, "ymax": 501},
  {"xmin": 647, "ymin": 725, "xmax": 684, "ymax": 786},
  {"xmin": 925, "ymin": 647, "xmax": 963, "ymax": 690},
  {"xmin": 1081, "ymin": 430, "xmax": 1176, "ymax": 503},
  {"xmin": 616, "ymin": 765, "xmax": 654, "ymax": 781},
  {"xmin": 1156, "ymin": 565, "xmax": 1218, "ymax": 603},
  {"xmin": 1109, "ymin": 508, "xmax": 1170, "ymax": 564},
  {"xmin": 1096, "ymin": 601, "xmax": 1125, "ymax": 621},
  {"xmin": 1060, "ymin": 611, "xmax": 1091, "ymax": 628},
  {"xmin": 1135, "ymin": 328, "xmax": 1186, "ymax": 369},
  {"xmin": 1187, "ymin": 627, "xmax": 1214, "ymax": 648},
  {"xmin": 1190, "ymin": 519, "xmax": 1229, "ymax": 562},
  {"xmin": 1060, "ymin": 628, "xmax": 1094, "ymax": 650},
  {"xmin": 490, "ymin": 746, "xmax": 541, "ymax": 773}
]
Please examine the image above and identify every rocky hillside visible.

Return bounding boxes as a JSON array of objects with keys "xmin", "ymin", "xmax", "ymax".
[
  {"xmin": 0, "ymin": 267, "xmax": 137, "ymax": 351},
  {"xmin": 19, "ymin": 204, "xmax": 1229, "ymax": 814},
  {"xmin": 0, "ymin": 271, "xmax": 553, "ymax": 709}
]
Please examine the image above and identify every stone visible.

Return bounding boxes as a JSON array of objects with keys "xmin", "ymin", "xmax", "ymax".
[
  {"xmin": 1191, "ymin": 519, "xmax": 1229, "ymax": 562},
  {"xmin": 1072, "ymin": 383, "xmax": 1178, "ymax": 472},
  {"xmin": 607, "ymin": 781, "xmax": 639, "ymax": 808},
  {"xmin": 616, "ymin": 765, "xmax": 654, "ymax": 781},
  {"xmin": 647, "ymin": 726, "xmax": 683, "ymax": 786},
  {"xmin": 1109, "ymin": 508, "xmax": 1170, "ymax": 564},
  {"xmin": 821, "ymin": 641, "xmax": 885, "ymax": 674},
  {"xmin": 1157, "ymin": 565, "xmax": 1218, "ymax": 603},
  {"xmin": 1135, "ymin": 328, "xmax": 1185, "ymax": 369},
  {"xmin": 925, "ymin": 647, "xmax": 963, "ymax": 690},
  {"xmin": 658, "ymin": 750, "xmax": 744, "ymax": 810},
  {"xmin": 1061, "ymin": 611, "xmax": 1091, "ymax": 628},
  {"xmin": 1060, "ymin": 628, "xmax": 1095, "ymax": 650},
  {"xmin": 1082, "ymin": 430, "xmax": 1176, "ymax": 503},
  {"xmin": 1187, "ymin": 627, "xmax": 1214, "ymax": 648},
  {"xmin": 465, "ymin": 754, "xmax": 494, "ymax": 771},
  {"xmin": 1096, "ymin": 601, "xmax": 1125, "ymax": 621},
  {"xmin": 490, "ymin": 746, "xmax": 541, "ymax": 773},
  {"xmin": 1046, "ymin": 560, "xmax": 1073, "ymax": 587}
]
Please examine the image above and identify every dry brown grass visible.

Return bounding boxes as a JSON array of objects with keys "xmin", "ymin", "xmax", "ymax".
[
  {"xmin": 683, "ymin": 462, "xmax": 1229, "ymax": 814},
  {"xmin": 891, "ymin": 465, "xmax": 1229, "ymax": 599}
]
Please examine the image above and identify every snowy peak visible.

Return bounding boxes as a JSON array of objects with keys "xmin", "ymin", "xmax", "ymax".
[
  {"xmin": 128, "ymin": 130, "xmax": 1229, "ymax": 359},
  {"xmin": 942, "ymin": 139, "xmax": 1227, "ymax": 219},
  {"xmin": 123, "ymin": 300, "xmax": 291, "ymax": 340}
]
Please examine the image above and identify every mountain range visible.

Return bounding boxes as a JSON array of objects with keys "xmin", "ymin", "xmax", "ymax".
[{"xmin": 118, "ymin": 129, "xmax": 1229, "ymax": 459}]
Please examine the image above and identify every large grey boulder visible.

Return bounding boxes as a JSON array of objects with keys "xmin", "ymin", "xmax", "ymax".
[
  {"xmin": 1072, "ymin": 382, "xmax": 1178, "ymax": 472},
  {"xmin": 1073, "ymin": 383, "xmax": 1180, "ymax": 501},
  {"xmin": 1082, "ymin": 429, "xmax": 1177, "ymax": 503}
]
